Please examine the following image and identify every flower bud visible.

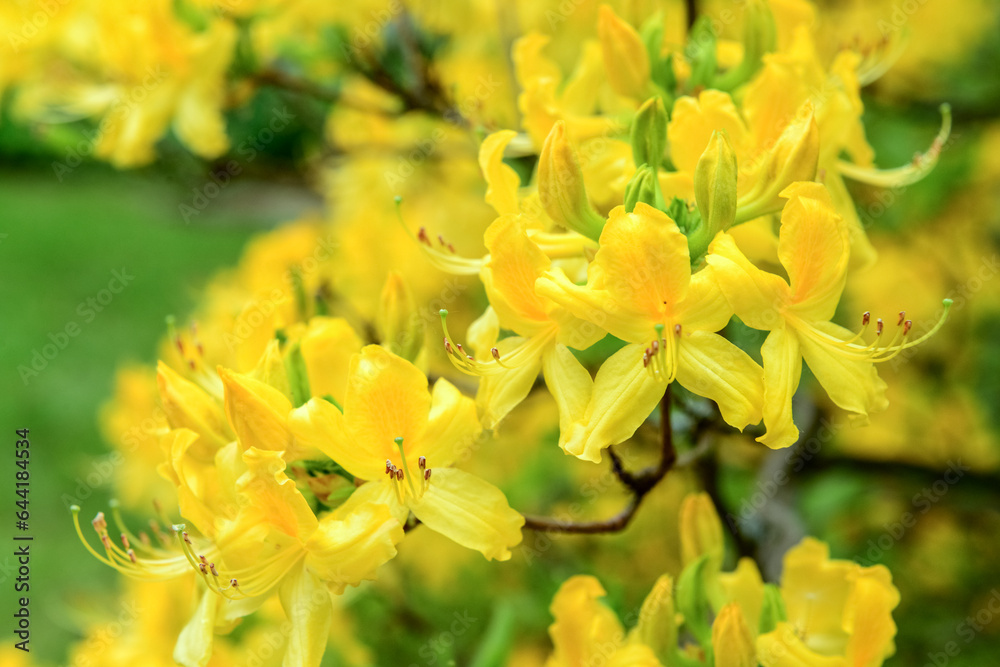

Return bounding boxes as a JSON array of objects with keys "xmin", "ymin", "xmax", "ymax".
[
  {"xmin": 598, "ymin": 5, "xmax": 651, "ymax": 99},
  {"xmin": 736, "ymin": 101, "xmax": 819, "ymax": 223},
  {"xmin": 624, "ymin": 164, "xmax": 663, "ymax": 212},
  {"xmin": 714, "ymin": 0, "xmax": 777, "ymax": 91},
  {"xmin": 630, "ymin": 96, "xmax": 668, "ymax": 168},
  {"xmin": 538, "ymin": 121, "xmax": 606, "ymax": 241},
  {"xmin": 633, "ymin": 574, "xmax": 678, "ymax": 663},
  {"xmin": 689, "ymin": 130, "xmax": 737, "ymax": 259},
  {"xmin": 680, "ymin": 491, "xmax": 725, "ymax": 571},
  {"xmin": 711, "ymin": 603, "xmax": 756, "ymax": 667},
  {"xmin": 376, "ymin": 271, "xmax": 424, "ymax": 362}
]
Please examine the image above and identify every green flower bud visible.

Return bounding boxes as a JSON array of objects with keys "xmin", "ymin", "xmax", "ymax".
[
  {"xmin": 624, "ymin": 164, "xmax": 663, "ymax": 212},
  {"xmin": 688, "ymin": 130, "xmax": 737, "ymax": 259},
  {"xmin": 377, "ymin": 271, "xmax": 424, "ymax": 362},
  {"xmin": 538, "ymin": 121, "xmax": 606, "ymax": 241},
  {"xmin": 630, "ymin": 96, "xmax": 668, "ymax": 168},
  {"xmin": 713, "ymin": 0, "xmax": 777, "ymax": 91}
]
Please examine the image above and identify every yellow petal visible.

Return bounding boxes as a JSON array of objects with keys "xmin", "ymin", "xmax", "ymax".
[
  {"xmin": 157, "ymin": 361, "xmax": 231, "ymax": 454},
  {"xmin": 167, "ymin": 428, "xmax": 221, "ymax": 536},
  {"xmin": 560, "ymin": 344, "xmax": 666, "ymax": 463},
  {"xmin": 331, "ymin": 479, "xmax": 409, "ymax": 526},
  {"xmin": 757, "ymin": 327, "xmax": 802, "ymax": 449},
  {"xmin": 547, "ymin": 576, "xmax": 624, "ymax": 665},
  {"xmin": 299, "ymin": 317, "xmax": 363, "ymax": 404},
  {"xmin": 479, "ymin": 130, "xmax": 521, "ymax": 216},
  {"xmin": 757, "ymin": 622, "xmax": 847, "ymax": 667},
  {"xmin": 220, "ymin": 366, "xmax": 293, "ymax": 453},
  {"xmin": 823, "ymin": 171, "xmax": 878, "ymax": 270},
  {"xmin": 238, "ymin": 448, "xmax": 318, "ymax": 540},
  {"xmin": 344, "ymin": 346, "xmax": 431, "ymax": 464},
  {"xmin": 542, "ymin": 344, "xmax": 593, "ymax": 443},
  {"xmin": 780, "ymin": 538, "xmax": 853, "ymax": 654},
  {"xmin": 173, "ymin": 588, "xmax": 219, "ymax": 667},
  {"xmin": 481, "ymin": 215, "xmax": 553, "ymax": 335},
  {"xmin": 668, "ymin": 90, "xmax": 750, "ymax": 175},
  {"xmin": 289, "ymin": 398, "xmax": 380, "ymax": 479},
  {"xmin": 778, "ymin": 182, "xmax": 849, "ymax": 323},
  {"xmin": 536, "ymin": 267, "xmax": 646, "ymax": 343},
  {"xmin": 474, "ymin": 336, "xmax": 544, "ymax": 430},
  {"xmin": 795, "ymin": 321, "xmax": 888, "ymax": 420},
  {"xmin": 706, "ymin": 232, "xmax": 790, "ymax": 330},
  {"xmin": 419, "ymin": 378, "xmax": 482, "ymax": 469},
  {"xmin": 843, "ymin": 567, "xmax": 900, "ymax": 667},
  {"xmin": 676, "ymin": 265, "xmax": 736, "ymax": 333},
  {"xmin": 676, "ymin": 332, "xmax": 764, "ymax": 430},
  {"xmin": 408, "ymin": 467, "xmax": 524, "ymax": 561},
  {"xmin": 277, "ymin": 564, "xmax": 333, "ymax": 667},
  {"xmin": 599, "ymin": 203, "xmax": 691, "ymax": 322},
  {"xmin": 304, "ymin": 501, "xmax": 404, "ymax": 594}
]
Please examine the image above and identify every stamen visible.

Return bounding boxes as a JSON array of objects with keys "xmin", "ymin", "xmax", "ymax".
[{"xmin": 418, "ymin": 456, "xmax": 426, "ymax": 471}]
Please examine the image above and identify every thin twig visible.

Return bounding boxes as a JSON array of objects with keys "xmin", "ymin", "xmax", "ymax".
[{"xmin": 521, "ymin": 385, "xmax": 677, "ymax": 534}]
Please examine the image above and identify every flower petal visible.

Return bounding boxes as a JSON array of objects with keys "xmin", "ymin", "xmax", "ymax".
[
  {"xmin": 304, "ymin": 501, "xmax": 404, "ymax": 594},
  {"xmin": 220, "ymin": 366, "xmax": 293, "ymax": 454},
  {"xmin": 542, "ymin": 343, "xmax": 593, "ymax": 441},
  {"xmin": 706, "ymin": 232, "xmax": 789, "ymax": 331},
  {"xmin": 475, "ymin": 336, "xmax": 544, "ymax": 430},
  {"xmin": 481, "ymin": 214, "xmax": 553, "ymax": 335},
  {"xmin": 289, "ymin": 398, "xmax": 381, "ymax": 480},
  {"xmin": 299, "ymin": 317, "xmax": 364, "ymax": 405},
  {"xmin": 173, "ymin": 588, "xmax": 218, "ymax": 667},
  {"xmin": 676, "ymin": 332, "xmax": 764, "ymax": 430},
  {"xmin": 345, "ymin": 346, "xmax": 431, "ymax": 465},
  {"xmin": 278, "ymin": 564, "xmax": 333, "ymax": 667},
  {"xmin": 668, "ymin": 90, "xmax": 750, "ymax": 175},
  {"xmin": 796, "ymin": 321, "xmax": 888, "ymax": 421},
  {"xmin": 547, "ymin": 576, "xmax": 625, "ymax": 665},
  {"xmin": 778, "ymin": 182, "xmax": 849, "ymax": 323},
  {"xmin": 409, "ymin": 467, "xmax": 524, "ymax": 561},
  {"xmin": 757, "ymin": 328, "xmax": 803, "ymax": 449},
  {"xmin": 238, "ymin": 448, "xmax": 318, "ymax": 540},
  {"xmin": 419, "ymin": 378, "xmax": 482, "ymax": 469},
  {"xmin": 560, "ymin": 344, "xmax": 666, "ymax": 463},
  {"xmin": 479, "ymin": 130, "xmax": 521, "ymax": 216}
]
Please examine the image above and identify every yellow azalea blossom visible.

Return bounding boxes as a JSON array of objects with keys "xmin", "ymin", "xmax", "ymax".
[
  {"xmin": 757, "ymin": 538, "xmax": 900, "ymax": 667},
  {"xmin": 707, "ymin": 182, "xmax": 950, "ymax": 448},
  {"xmin": 290, "ymin": 345, "xmax": 525, "ymax": 560},
  {"xmin": 75, "ymin": 443, "xmax": 403, "ymax": 667},
  {"xmin": 441, "ymin": 213, "xmax": 604, "ymax": 430},
  {"xmin": 536, "ymin": 202, "xmax": 765, "ymax": 461},
  {"xmin": 545, "ymin": 575, "xmax": 662, "ymax": 667}
]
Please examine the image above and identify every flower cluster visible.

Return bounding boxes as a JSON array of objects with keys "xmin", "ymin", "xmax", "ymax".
[{"xmin": 14, "ymin": 0, "xmax": 980, "ymax": 664}]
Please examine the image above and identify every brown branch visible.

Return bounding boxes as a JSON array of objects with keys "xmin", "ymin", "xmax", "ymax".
[{"xmin": 521, "ymin": 385, "xmax": 677, "ymax": 534}]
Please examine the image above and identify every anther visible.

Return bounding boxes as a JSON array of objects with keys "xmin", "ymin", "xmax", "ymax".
[
  {"xmin": 903, "ymin": 320, "xmax": 912, "ymax": 335},
  {"xmin": 674, "ymin": 324, "xmax": 682, "ymax": 336},
  {"xmin": 862, "ymin": 311, "xmax": 870, "ymax": 326},
  {"xmin": 418, "ymin": 456, "xmax": 426, "ymax": 470},
  {"xmin": 417, "ymin": 227, "xmax": 431, "ymax": 246},
  {"xmin": 424, "ymin": 469, "xmax": 432, "ymax": 481},
  {"xmin": 231, "ymin": 579, "xmax": 239, "ymax": 588},
  {"xmin": 444, "ymin": 337, "xmax": 453, "ymax": 354},
  {"xmin": 199, "ymin": 563, "xmax": 208, "ymax": 574},
  {"xmin": 897, "ymin": 311, "xmax": 906, "ymax": 326},
  {"xmin": 210, "ymin": 563, "xmax": 219, "ymax": 577},
  {"xmin": 121, "ymin": 533, "xmax": 130, "ymax": 551},
  {"xmin": 127, "ymin": 549, "xmax": 137, "ymax": 563},
  {"xmin": 651, "ymin": 340, "xmax": 659, "ymax": 354},
  {"xmin": 182, "ymin": 531, "xmax": 192, "ymax": 545},
  {"xmin": 396, "ymin": 469, "xmax": 404, "ymax": 481},
  {"xmin": 876, "ymin": 318, "xmax": 884, "ymax": 336},
  {"xmin": 491, "ymin": 347, "xmax": 500, "ymax": 361}
]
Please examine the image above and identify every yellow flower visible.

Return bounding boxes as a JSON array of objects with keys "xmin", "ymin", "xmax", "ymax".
[
  {"xmin": 536, "ymin": 202, "xmax": 765, "ymax": 461},
  {"xmin": 757, "ymin": 538, "xmax": 900, "ymax": 667},
  {"xmin": 545, "ymin": 575, "xmax": 661, "ymax": 667},
  {"xmin": 290, "ymin": 345, "xmax": 525, "ymax": 560},
  {"xmin": 707, "ymin": 182, "xmax": 950, "ymax": 448}
]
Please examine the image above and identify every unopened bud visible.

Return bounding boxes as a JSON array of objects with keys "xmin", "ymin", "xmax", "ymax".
[
  {"xmin": 598, "ymin": 5, "xmax": 651, "ymax": 98},
  {"xmin": 680, "ymin": 492, "xmax": 724, "ymax": 571},
  {"xmin": 630, "ymin": 96, "xmax": 668, "ymax": 168},
  {"xmin": 624, "ymin": 165, "xmax": 664, "ymax": 212},
  {"xmin": 377, "ymin": 271, "xmax": 424, "ymax": 362},
  {"xmin": 736, "ymin": 101, "xmax": 819, "ymax": 222},
  {"xmin": 538, "ymin": 121, "xmax": 606, "ymax": 241},
  {"xmin": 711, "ymin": 603, "xmax": 756, "ymax": 667},
  {"xmin": 689, "ymin": 130, "xmax": 738, "ymax": 260},
  {"xmin": 633, "ymin": 574, "xmax": 677, "ymax": 663}
]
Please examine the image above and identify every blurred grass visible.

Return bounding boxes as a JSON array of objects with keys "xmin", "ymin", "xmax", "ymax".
[{"xmin": 0, "ymin": 166, "xmax": 265, "ymax": 663}]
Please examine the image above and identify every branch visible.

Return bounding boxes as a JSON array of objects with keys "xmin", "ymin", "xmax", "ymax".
[{"xmin": 521, "ymin": 385, "xmax": 677, "ymax": 534}]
